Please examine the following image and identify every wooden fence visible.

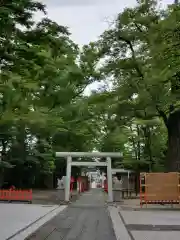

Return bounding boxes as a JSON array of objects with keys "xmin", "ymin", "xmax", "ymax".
[
  {"xmin": 140, "ymin": 172, "xmax": 180, "ymax": 207},
  {"xmin": 0, "ymin": 189, "xmax": 32, "ymax": 203}
]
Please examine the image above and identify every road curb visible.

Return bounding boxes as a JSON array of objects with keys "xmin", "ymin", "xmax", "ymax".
[
  {"xmin": 108, "ymin": 206, "xmax": 132, "ymax": 240},
  {"xmin": 9, "ymin": 205, "xmax": 67, "ymax": 240}
]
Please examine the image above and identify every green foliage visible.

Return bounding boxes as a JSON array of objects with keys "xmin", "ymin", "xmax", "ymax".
[
  {"xmin": 1, "ymin": 0, "xmax": 180, "ymax": 189},
  {"xmin": 0, "ymin": 0, "xmax": 98, "ymax": 188},
  {"xmin": 90, "ymin": 0, "xmax": 180, "ymax": 172}
]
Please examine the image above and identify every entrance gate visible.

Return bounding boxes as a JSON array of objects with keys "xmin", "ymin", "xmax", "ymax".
[{"xmin": 55, "ymin": 152, "xmax": 122, "ymax": 202}]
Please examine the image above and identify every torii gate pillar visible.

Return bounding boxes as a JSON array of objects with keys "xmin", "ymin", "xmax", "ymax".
[
  {"xmin": 107, "ymin": 157, "xmax": 113, "ymax": 202},
  {"xmin": 65, "ymin": 156, "xmax": 72, "ymax": 202}
]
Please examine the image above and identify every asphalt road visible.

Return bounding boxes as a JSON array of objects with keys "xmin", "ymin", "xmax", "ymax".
[{"xmin": 26, "ymin": 189, "xmax": 116, "ymax": 240}]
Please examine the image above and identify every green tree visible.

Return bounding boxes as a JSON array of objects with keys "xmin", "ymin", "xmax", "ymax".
[
  {"xmin": 94, "ymin": 0, "xmax": 180, "ymax": 171},
  {"xmin": 0, "ymin": 0, "xmax": 99, "ymax": 188}
]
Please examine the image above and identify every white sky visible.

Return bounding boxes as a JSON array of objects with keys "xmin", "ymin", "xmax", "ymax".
[
  {"xmin": 38, "ymin": 0, "xmax": 173, "ymax": 45},
  {"xmin": 36, "ymin": 0, "xmax": 173, "ymax": 93}
]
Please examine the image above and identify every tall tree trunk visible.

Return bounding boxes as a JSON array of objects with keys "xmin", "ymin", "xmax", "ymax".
[
  {"xmin": 166, "ymin": 110, "xmax": 180, "ymax": 171},
  {"xmin": 130, "ymin": 124, "xmax": 141, "ymax": 194},
  {"xmin": 142, "ymin": 126, "xmax": 153, "ymax": 171},
  {"xmin": 130, "ymin": 125, "xmax": 138, "ymax": 160},
  {"xmin": 136, "ymin": 125, "xmax": 141, "ymax": 161}
]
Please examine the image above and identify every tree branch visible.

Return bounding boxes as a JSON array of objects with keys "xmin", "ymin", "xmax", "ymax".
[
  {"xmin": 118, "ymin": 34, "xmax": 169, "ymax": 127},
  {"xmin": 118, "ymin": 35, "xmax": 144, "ymax": 78},
  {"xmin": 134, "ymin": 23, "xmax": 144, "ymax": 33},
  {"xmin": 156, "ymin": 105, "xmax": 168, "ymax": 128}
]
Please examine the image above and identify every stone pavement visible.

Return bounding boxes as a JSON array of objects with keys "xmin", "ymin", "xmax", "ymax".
[
  {"xmin": 26, "ymin": 189, "xmax": 116, "ymax": 240},
  {"xmin": 0, "ymin": 203, "xmax": 65, "ymax": 240},
  {"xmin": 118, "ymin": 207, "xmax": 180, "ymax": 240}
]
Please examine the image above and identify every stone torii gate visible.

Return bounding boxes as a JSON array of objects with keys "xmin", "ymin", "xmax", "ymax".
[{"xmin": 55, "ymin": 152, "xmax": 122, "ymax": 202}]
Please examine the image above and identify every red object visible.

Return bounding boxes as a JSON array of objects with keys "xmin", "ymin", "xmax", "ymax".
[
  {"xmin": 71, "ymin": 176, "xmax": 75, "ymax": 183},
  {"xmin": 77, "ymin": 177, "xmax": 82, "ymax": 193},
  {"xmin": 77, "ymin": 176, "xmax": 89, "ymax": 193},
  {"xmin": 9, "ymin": 185, "xmax": 15, "ymax": 190},
  {"xmin": 0, "ymin": 189, "xmax": 32, "ymax": 202},
  {"xmin": 77, "ymin": 177, "xmax": 81, "ymax": 182},
  {"xmin": 70, "ymin": 183, "xmax": 73, "ymax": 192},
  {"xmin": 82, "ymin": 182, "xmax": 84, "ymax": 192},
  {"xmin": 70, "ymin": 176, "xmax": 75, "ymax": 192},
  {"xmin": 104, "ymin": 179, "xmax": 108, "ymax": 193}
]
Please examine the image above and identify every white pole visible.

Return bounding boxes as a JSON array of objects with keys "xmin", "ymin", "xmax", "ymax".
[
  {"xmin": 107, "ymin": 157, "xmax": 113, "ymax": 202},
  {"xmin": 65, "ymin": 156, "xmax": 72, "ymax": 202}
]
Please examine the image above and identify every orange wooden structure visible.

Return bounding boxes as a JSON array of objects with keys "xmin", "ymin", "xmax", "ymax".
[
  {"xmin": 140, "ymin": 172, "xmax": 180, "ymax": 207},
  {"xmin": 0, "ymin": 189, "xmax": 32, "ymax": 203}
]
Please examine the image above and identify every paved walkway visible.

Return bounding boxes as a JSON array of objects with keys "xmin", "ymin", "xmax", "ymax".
[
  {"xmin": 26, "ymin": 189, "xmax": 116, "ymax": 240},
  {"xmin": 0, "ymin": 203, "xmax": 65, "ymax": 240},
  {"xmin": 118, "ymin": 206, "xmax": 180, "ymax": 240}
]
